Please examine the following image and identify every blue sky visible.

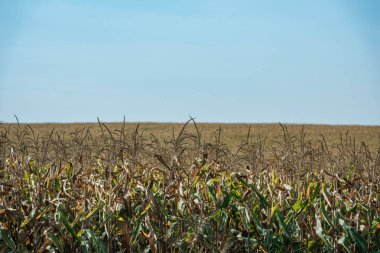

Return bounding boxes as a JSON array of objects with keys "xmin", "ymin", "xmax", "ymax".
[{"xmin": 0, "ymin": 0, "xmax": 379, "ymax": 124}]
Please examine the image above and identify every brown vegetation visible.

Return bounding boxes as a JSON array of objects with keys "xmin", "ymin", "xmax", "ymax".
[
  {"xmin": 6, "ymin": 121, "xmax": 380, "ymax": 152},
  {"xmin": 0, "ymin": 119, "xmax": 379, "ymax": 252}
]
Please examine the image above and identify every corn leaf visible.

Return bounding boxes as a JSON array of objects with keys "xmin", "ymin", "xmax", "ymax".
[{"xmin": 0, "ymin": 226, "xmax": 16, "ymax": 251}]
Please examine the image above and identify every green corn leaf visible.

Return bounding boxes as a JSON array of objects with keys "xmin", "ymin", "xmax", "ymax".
[
  {"xmin": 48, "ymin": 232, "xmax": 64, "ymax": 252},
  {"xmin": 315, "ymin": 215, "xmax": 333, "ymax": 250},
  {"xmin": 239, "ymin": 206, "xmax": 251, "ymax": 231},
  {"xmin": 292, "ymin": 195, "xmax": 304, "ymax": 213},
  {"xmin": 221, "ymin": 190, "xmax": 237, "ymax": 209},
  {"xmin": 85, "ymin": 229, "xmax": 107, "ymax": 253},
  {"xmin": 251, "ymin": 213, "xmax": 264, "ymax": 236},
  {"xmin": 219, "ymin": 210, "xmax": 229, "ymax": 228},
  {"xmin": 130, "ymin": 219, "xmax": 143, "ymax": 245},
  {"xmin": 208, "ymin": 209, "xmax": 222, "ymax": 219},
  {"xmin": 167, "ymin": 221, "xmax": 179, "ymax": 238},
  {"xmin": 311, "ymin": 182, "xmax": 320, "ymax": 202},
  {"xmin": 235, "ymin": 175, "xmax": 269, "ymax": 208},
  {"xmin": 262, "ymin": 228, "xmax": 274, "ymax": 250},
  {"xmin": 338, "ymin": 235, "xmax": 352, "ymax": 253},
  {"xmin": 57, "ymin": 205, "xmax": 80, "ymax": 242},
  {"xmin": 55, "ymin": 178, "xmax": 62, "ymax": 192},
  {"xmin": 251, "ymin": 184, "xmax": 269, "ymax": 208},
  {"xmin": 276, "ymin": 211, "xmax": 291, "ymax": 239},
  {"xmin": 339, "ymin": 218, "xmax": 368, "ymax": 253},
  {"xmin": 80, "ymin": 240, "xmax": 92, "ymax": 253},
  {"xmin": 190, "ymin": 176, "xmax": 200, "ymax": 192},
  {"xmin": 320, "ymin": 199, "xmax": 334, "ymax": 229},
  {"xmin": 285, "ymin": 213, "xmax": 301, "ymax": 239},
  {"xmin": 0, "ymin": 226, "xmax": 16, "ymax": 251},
  {"xmin": 206, "ymin": 179, "xmax": 218, "ymax": 205},
  {"xmin": 296, "ymin": 198, "xmax": 308, "ymax": 216},
  {"xmin": 237, "ymin": 234, "xmax": 258, "ymax": 248},
  {"xmin": 81, "ymin": 240, "xmax": 90, "ymax": 253}
]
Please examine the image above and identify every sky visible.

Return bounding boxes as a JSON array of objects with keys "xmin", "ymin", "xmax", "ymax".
[{"xmin": 0, "ymin": 0, "xmax": 379, "ymax": 124}]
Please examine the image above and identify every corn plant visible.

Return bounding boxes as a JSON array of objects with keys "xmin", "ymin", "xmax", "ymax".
[{"xmin": 0, "ymin": 120, "xmax": 379, "ymax": 252}]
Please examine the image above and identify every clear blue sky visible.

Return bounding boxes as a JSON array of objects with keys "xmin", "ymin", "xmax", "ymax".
[{"xmin": 0, "ymin": 0, "xmax": 379, "ymax": 124}]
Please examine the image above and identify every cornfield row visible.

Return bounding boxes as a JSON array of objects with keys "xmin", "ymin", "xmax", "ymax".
[{"xmin": 0, "ymin": 119, "xmax": 379, "ymax": 252}]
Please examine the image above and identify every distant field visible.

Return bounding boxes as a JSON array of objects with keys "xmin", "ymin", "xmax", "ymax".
[{"xmin": 4, "ymin": 121, "xmax": 380, "ymax": 152}]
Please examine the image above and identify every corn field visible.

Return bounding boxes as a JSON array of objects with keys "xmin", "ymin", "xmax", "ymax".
[{"xmin": 0, "ymin": 119, "xmax": 379, "ymax": 252}]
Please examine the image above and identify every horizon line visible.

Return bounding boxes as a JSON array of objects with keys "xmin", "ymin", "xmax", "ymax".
[{"xmin": 1, "ymin": 120, "xmax": 379, "ymax": 127}]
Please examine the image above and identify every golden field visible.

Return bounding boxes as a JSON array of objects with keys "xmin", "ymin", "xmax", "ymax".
[{"xmin": 5, "ymin": 122, "xmax": 380, "ymax": 152}]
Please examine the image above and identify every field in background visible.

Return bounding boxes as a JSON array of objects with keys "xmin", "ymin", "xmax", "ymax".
[{"xmin": 7, "ymin": 122, "xmax": 380, "ymax": 152}]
